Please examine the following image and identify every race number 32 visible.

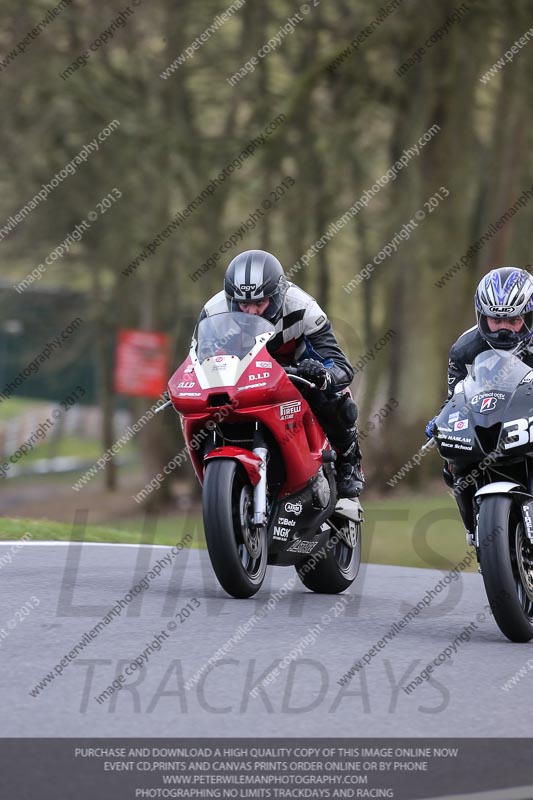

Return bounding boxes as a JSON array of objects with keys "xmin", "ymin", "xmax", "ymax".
[{"xmin": 503, "ymin": 417, "xmax": 532, "ymax": 449}]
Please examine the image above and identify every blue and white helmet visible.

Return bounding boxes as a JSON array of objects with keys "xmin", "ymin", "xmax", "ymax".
[{"xmin": 475, "ymin": 267, "xmax": 533, "ymax": 348}]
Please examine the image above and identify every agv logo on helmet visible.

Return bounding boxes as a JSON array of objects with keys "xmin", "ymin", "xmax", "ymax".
[{"xmin": 225, "ymin": 250, "xmax": 288, "ymax": 324}]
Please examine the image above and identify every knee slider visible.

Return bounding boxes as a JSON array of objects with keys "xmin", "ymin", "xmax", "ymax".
[{"xmin": 338, "ymin": 393, "xmax": 358, "ymax": 425}]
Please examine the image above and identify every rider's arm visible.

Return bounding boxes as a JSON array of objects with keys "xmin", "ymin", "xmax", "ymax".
[
  {"xmin": 447, "ymin": 343, "xmax": 467, "ymax": 398},
  {"xmin": 303, "ymin": 305, "xmax": 354, "ymax": 391}
]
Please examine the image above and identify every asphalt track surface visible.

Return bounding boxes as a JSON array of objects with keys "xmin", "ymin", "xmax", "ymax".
[{"xmin": 1, "ymin": 541, "xmax": 533, "ymax": 737}]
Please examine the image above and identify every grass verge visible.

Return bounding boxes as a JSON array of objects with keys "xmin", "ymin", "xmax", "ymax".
[{"xmin": 0, "ymin": 492, "xmax": 474, "ymax": 571}]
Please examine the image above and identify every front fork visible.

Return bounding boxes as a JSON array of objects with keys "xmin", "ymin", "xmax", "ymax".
[{"xmin": 252, "ymin": 446, "xmax": 268, "ymax": 527}]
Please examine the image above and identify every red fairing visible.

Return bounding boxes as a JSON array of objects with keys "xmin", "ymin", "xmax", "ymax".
[
  {"xmin": 167, "ymin": 339, "xmax": 330, "ymax": 495},
  {"xmin": 204, "ymin": 447, "xmax": 263, "ymax": 485}
]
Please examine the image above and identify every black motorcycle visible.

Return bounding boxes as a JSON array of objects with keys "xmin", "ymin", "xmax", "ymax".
[{"xmin": 433, "ymin": 348, "xmax": 533, "ymax": 642}]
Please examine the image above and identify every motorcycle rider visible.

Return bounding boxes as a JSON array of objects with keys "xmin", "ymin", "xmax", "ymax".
[
  {"xmin": 196, "ymin": 249, "xmax": 364, "ymax": 498},
  {"xmin": 426, "ymin": 266, "xmax": 533, "ymax": 537}
]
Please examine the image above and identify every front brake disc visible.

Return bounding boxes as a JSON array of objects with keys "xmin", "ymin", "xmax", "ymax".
[{"xmin": 240, "ymin": 487, "xmax": 261, "ymax": 558}]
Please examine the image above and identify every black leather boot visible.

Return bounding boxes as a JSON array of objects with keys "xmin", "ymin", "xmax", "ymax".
[{"xmin": 335, "ymin": 429, "xmax": 364, "ymax": 498}]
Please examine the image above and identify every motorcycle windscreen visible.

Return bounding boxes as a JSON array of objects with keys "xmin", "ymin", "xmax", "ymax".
[
  {"xmin": 463, "ymin": 349, "xmax": 533, "ymax": 395},
  {"xmin": 192, "ymin": 311, "xmax": 275, "ymax": 389}
]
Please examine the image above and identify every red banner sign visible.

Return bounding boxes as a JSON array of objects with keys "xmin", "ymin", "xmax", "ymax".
[{"xmin": 114, "ymin": 329, "xmax": 170, "ymax": 398}]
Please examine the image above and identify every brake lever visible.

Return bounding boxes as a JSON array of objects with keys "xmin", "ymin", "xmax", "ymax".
[{"xmin": 287, "ymin": 374, "xmax": 317, "ymax": 389}]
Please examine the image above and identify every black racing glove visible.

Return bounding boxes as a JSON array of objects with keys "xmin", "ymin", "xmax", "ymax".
[{"xmin": 296, "ymin": 359, "xmax": 331, "ymax": 390}]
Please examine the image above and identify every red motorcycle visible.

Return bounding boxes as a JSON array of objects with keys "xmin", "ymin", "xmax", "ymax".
[{"xmin": 161, "ymin": 311, "xmax": 363, "ymax": 599}]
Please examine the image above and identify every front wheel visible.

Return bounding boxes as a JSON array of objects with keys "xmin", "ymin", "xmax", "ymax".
[
  {"xmin": 477, "ymin": 495, "xmax": 533, "ymax": 642},
  {"xmin": 203, "ymin": 459, "xmax": 267, "ymax": 598},
  {"xmin": 296, "ymin": 518, "xmax": 361, "ymax": 594}
]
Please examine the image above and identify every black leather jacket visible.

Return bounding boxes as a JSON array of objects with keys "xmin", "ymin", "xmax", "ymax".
[{"xmin": 447, "ymin": 326, "xmax": 533, "ymax": 398}]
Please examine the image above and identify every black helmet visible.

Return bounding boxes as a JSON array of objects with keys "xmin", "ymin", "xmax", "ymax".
[
  {"xmin": 474, "ymin": 267, "xmax": 533, "ymax": 349},
  {"xmin": 224, "ymin": 249, "xmax": 288, "ymax": 323}
]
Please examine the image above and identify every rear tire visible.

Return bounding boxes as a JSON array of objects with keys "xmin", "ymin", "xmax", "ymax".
[
  {"xmin": 297, "ymin": 519, "xmax": 361, "ymax": 594},
  {"xmin": 203, "ymin": 459, "xmax": 267, "ymax": 598},
  {"xmin": 478, "ymin": 495, "xmax": 533, "ymax": 642}
]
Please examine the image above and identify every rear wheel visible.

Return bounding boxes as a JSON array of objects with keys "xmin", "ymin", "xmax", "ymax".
[
  {"xmin": 477, "ymin": 495, "xmax": 533, "ymax": 642},
  {"xmin": 297, "ymin": 517, "xmax": 361, "ymax": 594},
  {"xmin": 203, "ymin": 459, "xmax": 267, "ymax": 598}
]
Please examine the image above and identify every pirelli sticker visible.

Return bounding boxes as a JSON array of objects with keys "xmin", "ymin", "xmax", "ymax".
[{"xmin": 279, "ymin": 400, "xmax": 301, "ymax": 420}]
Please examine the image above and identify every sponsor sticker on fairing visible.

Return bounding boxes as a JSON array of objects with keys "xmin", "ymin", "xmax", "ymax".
[
  {"xmin": 276, "ymin": 517, "xmax": 296, "ymax": 527},
  {"xmin": 256, "ymin": 360, "xmax": 272, "ymax": 368},
  {"xmin": 454, "ymin": 419, "xmax": 469, "ymax": 431},
  {"xmin": 285, "ymin": 501, "xmax": 303, "ymax": 515},
  {"xmin": 273, "ymin": 526, "xmax": 290, "ymax": 541},
  {"xmin": 479, "ymin": 396, "xmax": 498, "ymax": 413},
  {"xmin": 448, "ymin": 411, "xmax": 460, "ymax": 423},
  {"xmin": 237, "ymin": 382, "xmax": 267, "ymax": 392},
  {"xmin": 471, "ymin": 391, "xmax": 505, "ymax": 403},
  {"xmin": 279, "ymin": 400, "xmax": 301, "ymax": 420},
  {"xmin": 287, "ymin": 539, "xmax": 317, "ymax": 554}
]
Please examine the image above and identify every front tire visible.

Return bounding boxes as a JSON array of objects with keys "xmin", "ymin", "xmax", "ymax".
[
  {"xmin": 297, "ymin": 519, "xmax": 361, "ymax": 594},
  {"xmin": 477, "ymin": 495, "xmax": 533, "ymax": 642},
  {"xmin": 203, "ymin": 459, "xmax": 267, "ymax": 598}
]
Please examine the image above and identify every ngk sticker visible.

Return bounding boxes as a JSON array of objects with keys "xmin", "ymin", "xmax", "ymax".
[{"xmin": 280, "ymin": 400, "xmax": 301, "ymax": 420}]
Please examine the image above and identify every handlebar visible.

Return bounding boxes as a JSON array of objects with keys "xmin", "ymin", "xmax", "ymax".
[
  {"xmin": 155, "ymin": 390, "xmax": 172, "ymax": 414},
  {"xmin": 154, "ymin": 401, "xmax": 172, "ymax": 414}
]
